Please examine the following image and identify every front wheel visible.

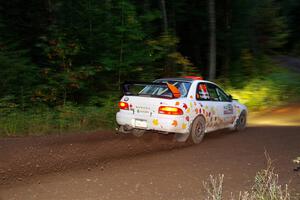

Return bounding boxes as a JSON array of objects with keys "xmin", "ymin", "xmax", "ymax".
[
  {"xmin": 235, "ymin": 111, "xmax": 247, "ymax": 131},
  {"xmin": 189, "ymin": 115, "xmax": 206, "ymax": 144}
]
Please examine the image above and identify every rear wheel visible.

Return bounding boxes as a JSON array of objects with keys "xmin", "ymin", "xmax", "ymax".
[
  {"xmin": 189, "ymin": 116, "xmax": 206, "ymax": 144},
  {"xmin": 131, "ymin": 129, "xmax": 145, "ymax": 137},
  {"xmin": 235, "ymin": 111, "xmax": 247, "ymax": 131}
]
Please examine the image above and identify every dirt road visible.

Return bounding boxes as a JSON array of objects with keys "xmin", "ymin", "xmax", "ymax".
[{"xmin": 0, "ymin": 106, "xmax": 300, "ymax": 200}]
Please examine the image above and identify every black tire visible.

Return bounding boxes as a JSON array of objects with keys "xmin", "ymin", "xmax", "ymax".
[
  {"xmin": 189, "ymin": 115, "xmax": 206, "ymax": 144},
  {"xmin": 235, "ymin": 111, "xmax": 247, "ymax": 131},
  {"xmin": 132, "ymin": 129, "xmax": 145, "ymax": 137}
]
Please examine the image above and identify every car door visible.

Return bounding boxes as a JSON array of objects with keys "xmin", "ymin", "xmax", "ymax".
[
  {"xmin": 214, "ymin": 85, "xmax": 236, "ymax": 127},
  {"xmin": 195, "ymin": 82, "xmax": 225, "ymax": 132}
]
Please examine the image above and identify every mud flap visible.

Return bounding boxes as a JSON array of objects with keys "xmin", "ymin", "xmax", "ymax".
[
  {"xmin": 116, "ymin": 125, "xmax": 133, "ymax": 134},
  {"xmin": 174, "ymin": 132, "xmax": 190, "ymax": 142}
]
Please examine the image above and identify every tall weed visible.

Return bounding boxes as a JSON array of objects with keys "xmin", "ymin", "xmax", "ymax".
[{"xmin": 203, "ymin": 155, "xmax": 291, "ymax": 200}]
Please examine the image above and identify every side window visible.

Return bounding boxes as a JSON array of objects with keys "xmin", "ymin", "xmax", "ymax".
[
  {"xmin": 216, "ymin": 87, "xmax": 230, "ymax": 102},
  {"xmin": 196, "ymin": 83, "xmax": 219, "ymax": 101},
  {"xmin": 196, "ymin": 83, "xmax": 210, "ymax": 100},
  {"xmin": 206, "ymin": 83, "xmax": 220, "ymax": 101}
]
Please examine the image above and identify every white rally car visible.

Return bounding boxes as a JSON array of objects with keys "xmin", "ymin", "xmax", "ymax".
[{"xmin": 116, "ymin": 76, "xmax": 247, "ymax": 144}]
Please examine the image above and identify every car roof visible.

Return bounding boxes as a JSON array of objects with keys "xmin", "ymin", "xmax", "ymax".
[
  {"xmin": 155, "ymin": 77, "xmax": 221, "ymax": 89},
  {"xmin": 155, "ymin": 77, "xmax": 196, "ymax": 82},
  {"xmin": 155, "ymin": 77, "xmax": 214, "ymax": 84}
]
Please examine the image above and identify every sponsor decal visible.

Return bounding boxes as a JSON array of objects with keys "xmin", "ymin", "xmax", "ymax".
[
  {"xmin": 185, "ymin": 116, "xmax": 190, "ymax": 121},
  {"xmin": 136, "ymin": 106, "xmax": 150, "ymax": 110},
  {"xmin": 136, "ymin": 105, "xmax": 150, "ymax": 114},
  {"xmin": 224, "ymin": 104, "xmax": 233, "ymax": 115},
  {"xmin": 172, "ymin": 120, "xmax": 178, "ymax": 127},
  {"xmin": 183, "ymin": 103, "xmax": 188, "ymax": 110},
  {"xmin": 152, "ymin": 119, "xmax": 159, "ymax": 126}
]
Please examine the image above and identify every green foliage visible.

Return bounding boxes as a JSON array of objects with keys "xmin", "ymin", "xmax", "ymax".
[
  {"xmin": 0, "ymin": 42, "xmax": 37, "ymax": 105},
  {"xmin": 34, "ymin": 33, "xmax": 101, "ymax": 105},
  {"xmin": 253, "ymin": 0, "xmax": 289, "ymax": 53},
  {"xmin": 228, "ymin": 0, "xmax": 288, "ymax": 63},
  {"xmin": 227, "ymin": 78, "xmax": 282, "ymax": 111},
  {"xmin": 0, "ymin": 101, "xmax": 119, "ymax": 136},
  {"xmin": 147, "ymin": 33, "xmax": 196, "ymax": 77},
  {"xmin": 225, "ymin": 60, "xmax": 300, "ymax": 111}
]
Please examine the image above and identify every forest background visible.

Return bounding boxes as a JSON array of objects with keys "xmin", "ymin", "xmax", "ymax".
[{"xmin": 0, "ymin": 0, "xmax": 300, "ymax": 135}]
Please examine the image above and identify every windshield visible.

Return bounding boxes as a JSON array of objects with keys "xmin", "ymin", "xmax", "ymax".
[{"xmin": 139, "ymin": 81, "xmax": 191, "ymax": 98}]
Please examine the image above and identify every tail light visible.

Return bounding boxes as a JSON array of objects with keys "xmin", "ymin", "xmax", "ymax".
[
  {"xmin": 158, "ymin": 106, "xmax": 183, "ymax": 115},
  {"xmin": 118, "ymin": 102, "xmax": 129, "ymax": 110}
]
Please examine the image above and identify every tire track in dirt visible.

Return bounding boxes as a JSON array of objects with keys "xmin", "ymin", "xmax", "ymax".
[{"xmin": 0, "ymin": 131, "xmax": 192, "ymax": 185}]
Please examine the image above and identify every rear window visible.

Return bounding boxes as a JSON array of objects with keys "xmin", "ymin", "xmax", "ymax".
[{"xmin": 139, "ymin": 81, "xmax": 191, "ymax": 98}]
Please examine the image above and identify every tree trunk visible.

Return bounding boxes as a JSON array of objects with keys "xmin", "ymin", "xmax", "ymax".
[
  {"xmin": 160, "ymin": 0, "xmax": 168, "ymax": 33},
  {"xmin": 88, "ymin": 0, "xmax": 93, "ymax": 35},
  {"xmin": 160, "ymin": 0, "xmax": 170, "ymax": 76},
  {"xmin": 143, "ymin": 0, "xmax": 150, "ymax": 11},
  {"xmin": 224, "ymin": 0, "xmax": 231, "ymax": 78},
  {"xmin": 208, "ymin": 0, "xmax": 216, "ymax": 80},
  {"xmin": 48, "ymin": 0, "xmax": 52, "ymax": 13}
]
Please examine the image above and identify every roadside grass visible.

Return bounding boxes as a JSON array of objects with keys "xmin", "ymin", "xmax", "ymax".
[
  {"xmin": 223, "ymin": 65, "xmax": 300, "ymax": 111},
  {"xmin": 203, "ymin": 155, "xmax": 292, "ymax": 200},
  {"xmin": 0, "ymin": 96, "xmax": 119, "ymax": 137}
]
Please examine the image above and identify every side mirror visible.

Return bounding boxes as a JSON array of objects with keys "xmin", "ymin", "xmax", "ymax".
[{"xmin": 228, "ymin": 94, "xmax": 233, "ymax": 101}]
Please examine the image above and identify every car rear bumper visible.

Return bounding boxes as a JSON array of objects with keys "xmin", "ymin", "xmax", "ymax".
[{"xmin": 116, "ymin": 111, "xmax": 189, "ymax": 134}]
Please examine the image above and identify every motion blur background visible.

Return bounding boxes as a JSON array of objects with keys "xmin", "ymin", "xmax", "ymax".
[{"xmin": 0, "ymin": 0, "xmax": 299, "ymax": 135}]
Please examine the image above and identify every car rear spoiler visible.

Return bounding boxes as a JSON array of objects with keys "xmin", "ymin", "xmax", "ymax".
[{"xmin": 122, "ymin": 81, "xmax": 181, "ymax": 99}]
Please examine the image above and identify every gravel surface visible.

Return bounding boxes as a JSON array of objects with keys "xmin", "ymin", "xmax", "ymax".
[{"xmin": 0, "ymin": 125, "xmax": 300, "ymax": 200}]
